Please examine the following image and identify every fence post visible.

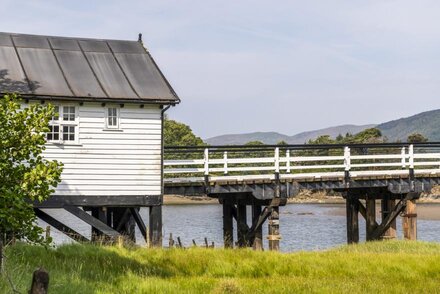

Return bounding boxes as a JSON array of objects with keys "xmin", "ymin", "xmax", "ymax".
[
  {"xmin": 401, "ymin": 147, "xmax": 406, "ymax": 168},
  {"xmin": 274, "ymin": 147, "xmax": 280, "ymax": 174},
  {"xmin": 344, "ymin": 147, "xmax": 351, "ymax": 187},
  {"xmin": 30, "ymin": 268, "xmax": 49, "ymax": 294},
  {"xmin": 204, "ymin": 148, "xmax": 209, "ymax": 176},
  {"xmin": 286, "ymin": 149, "xmax": 290, "ymax": 173},
  {"xmin": 223, "ymin": 151, "xmax": 228, "ymax": 174},
  {"xmin": 408, "ymin": 144, "xmax": 415, "ymax": 190}
]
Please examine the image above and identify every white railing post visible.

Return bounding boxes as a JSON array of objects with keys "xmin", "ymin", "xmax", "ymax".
[
  {"xmin": 286, "ymin": 149, "xmax": 291, "ymax": 173},
  {"xmin": 204, "ymin": 148, "xmax": 209, "ymax": 176},
  {"xmin": 409, "ymin": 144, "xmax": 414, "ymax": 169},
  {"xmin": 223, "ymin": 151, "xmax": 228, "ymax": 174},
  {"xmin": 344, "ymin": 147, "xmax": 351, "ymax": 171},
  {"xmin": 401, "ymin": 147, "xmax": 406, "ymax": 168},
  {"xmin": 275, "ymin": 147, "xmax": 280, "ymax": 173}
]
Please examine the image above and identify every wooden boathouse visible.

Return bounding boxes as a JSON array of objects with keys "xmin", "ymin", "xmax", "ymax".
[{"xmin": 0, "ymin": 32, "xmax": 180, "ymax": 245}]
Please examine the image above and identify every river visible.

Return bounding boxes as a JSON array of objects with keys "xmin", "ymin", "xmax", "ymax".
[{"xmin": 38, "ymin": 203, "xmax": 440, "ymax": 252}]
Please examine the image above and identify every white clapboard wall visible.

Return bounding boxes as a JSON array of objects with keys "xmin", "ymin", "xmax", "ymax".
[{"xmin": 39, "ymin": 102, "xmax": 162, "ymax": 196}]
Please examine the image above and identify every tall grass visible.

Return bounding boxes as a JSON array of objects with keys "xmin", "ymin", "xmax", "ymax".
[{"xmin": 2, "ymin": 241, "xmax": 440, "ymax": 293}]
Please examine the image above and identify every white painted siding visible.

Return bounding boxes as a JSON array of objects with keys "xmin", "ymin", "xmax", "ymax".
[{"xmin": 40, "ymin": 102, "xmax": 162, "ymax": 196}]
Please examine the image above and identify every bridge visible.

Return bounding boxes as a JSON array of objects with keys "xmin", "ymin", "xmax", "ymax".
[{"xmin": 164, "ymin": 142, "xmax": 440, "ymax": 250}]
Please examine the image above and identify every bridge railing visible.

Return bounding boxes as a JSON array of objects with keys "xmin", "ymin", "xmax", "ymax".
[{"xmin": 164, "ymin": 143, "xmax": 440, "ymax": 182}]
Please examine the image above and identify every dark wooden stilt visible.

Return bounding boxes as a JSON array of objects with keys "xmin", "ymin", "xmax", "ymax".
[
  {"xmin": 91, "ymin": 207, "xmax": 107, "ymax": 241},
  {"xmin": 222, "ymin": 202, "xmax": 234, "ymax": 248},
  {"xmin": 112, "ymin": 208, "xmax": 136, "ymax": 241},
  {"xmin": 252, "ymin": 204, "xmax": 263, "ymax": 250},
  {"xmin": 381, "ymin": 197, "xmax": 397, "ymax": 239},
  {"xmin": 237, "ymin": 204, "xmax": 247, "ymax": 247},
  {"xmin": 149, "ymin": 205, "xmax": 162, "ymax": 247},
  {"xmin": 366, "ymin": 198, "xmax": 377, "ymax": 241},
  {"xmin": 346, "ymin": 196, "xmax": 359, "ymax": 244},
  {"xmin": 268, "ymin": 207, "xmax": 280, "ymax": 251},
  {"xmin": 403, "ymin": 199, "xmax": 417, "ymax": 240}
]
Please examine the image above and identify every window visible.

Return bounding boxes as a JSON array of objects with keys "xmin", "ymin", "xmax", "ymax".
[
  {"xmin": 106, "ymin": 107, "xmax": 119, "ymax": 129},
  {"xmin": 47, "ymin": 105, "xmax": 78, "ymax": 143}
]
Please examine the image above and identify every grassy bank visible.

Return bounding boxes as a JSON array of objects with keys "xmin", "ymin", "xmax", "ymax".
[{"xmin": 2, "ymin": 241, "xmax": 440, "ymax": 293}]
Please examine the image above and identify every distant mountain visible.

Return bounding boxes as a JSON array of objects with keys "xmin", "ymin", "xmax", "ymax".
[
  {"xmin": 205, "ymin": 124, "xmax": 375, "ymax": 145},
  {"xmin": 377, "ymin": 109, "xmax": 440, "ymax": 142},
  {"xmin": 205, "ymin": 108, "xmax": 440, "ymax": 145}
]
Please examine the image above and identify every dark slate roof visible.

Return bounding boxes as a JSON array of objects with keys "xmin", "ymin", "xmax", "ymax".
[{"xmin": 0, "ymin": 32, "xmax": 180, "ymax": 104}]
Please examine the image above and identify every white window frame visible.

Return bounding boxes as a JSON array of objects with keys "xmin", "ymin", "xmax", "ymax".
[
  {"xmin": 47, "ymin": 104, "xmax": 79, "ymax": 144},
  {"xmin": 105, "ymin": 106, "xmax": 120, "ymax": 130}
]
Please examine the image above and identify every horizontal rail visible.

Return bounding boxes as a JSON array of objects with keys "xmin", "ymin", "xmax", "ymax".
[{"xmin": 164, "ymin": 144, "xmax": 440, "ymax": 183}]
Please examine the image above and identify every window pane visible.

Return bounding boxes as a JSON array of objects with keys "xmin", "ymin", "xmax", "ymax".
[
  {"xmin": 54, "ymin": 133, "xmax": 59, "ymax": 140},
  {"xmin": 63, "ymin": 133, "xmax": 69, "ymax": 141},
  {"xmin": 47, "ymin": 133, "xmax": 53, "ymax": 140},
  {"xmin": 63, "ymin": 106, "xmax": 75, "ymax": 121}
]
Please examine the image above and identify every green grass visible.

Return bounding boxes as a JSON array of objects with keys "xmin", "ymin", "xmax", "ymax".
[{"xmin": 2, "ymin": 241, "xmax": 440, "ymax": 293}]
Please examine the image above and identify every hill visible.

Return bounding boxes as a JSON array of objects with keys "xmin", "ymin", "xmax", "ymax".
[
  {"xmin": 205, "ymin": 124, "xmax": 375, "ymax": 145},
  {"xmin": 205, "ymin": 108, "xmax": 440, "ymax": 144},
  {"xmin": 377, "ymin": 109, "xmax": 440, "ymax": 142}
]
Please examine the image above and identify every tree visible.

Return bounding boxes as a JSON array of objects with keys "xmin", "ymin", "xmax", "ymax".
[
  {"xmin": 164, "ymin": 117, "xmax": 205, "ymax": 146},
  {"xmin": 277, "ymin": 140, "xmax": 288, "ymax": 145},
  {"xmin": 245, "ymin": 140, "xmax": 264, "ymax": 146},
  {"xmin": 0, "ymin": 94, "xmax": 62, "ymax": 244},
  {"xmin": 407, "ymin": 133, "xmax": 428, "ymax": 143}
]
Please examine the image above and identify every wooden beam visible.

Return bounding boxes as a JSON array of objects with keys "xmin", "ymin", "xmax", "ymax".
[
  {"xmin": 64, "ymin": 206, "xmax": 120, "ymax": 239},
  {"xmin": 222, "ymin": 202, "xmax": 234, "ymax": 248},
  {"xmin": 34, "ymin": 195, "xmax": 162, "ymax": 208},
  {"xmin": 370, "ymin": 196, "xmax": 409, "ymax": 240},
  {"xmin": 268, "ymin": 207, "xmax": 280, "ymax": 251},
  {"xmin": 365, "ymin": 198, "xmax": 377, "ymax": 241},
  {"xmin": 251, "ymin": 204, "xmax": 263, "ymax": 250},
  {"xmin": 237, "ymin": 204, "xmax": 248, "ymax": 247},
  {"xmin": 346, "ymin": 196, "xmax": 359, "ymax": 244},
  {"xmin": 403, "ymin": 199, "xmax": 417, "ymax": 240},
  {"xmin": 381, "ymin": 198, "xmax": 397, "ymax": 239},
  {"xmin": 149, "ymin": 206, "xmax": 162, "ymax": 247},
  {"xmin": 130, "ymin": 208, "xmax": 147, "ymax": 241},
  {"xmin": 34, "ymin": 208, "xmax": 89, "ymax": 243}
]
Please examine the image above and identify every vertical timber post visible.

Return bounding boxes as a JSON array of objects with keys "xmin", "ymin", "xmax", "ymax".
[
  {"xmin": 403, "ymin": 199, "xmax": 417, "ymax": 240},
  {"xmin": 91, "ymin": 207, "xmax": 107, "ymax": 242},
  {"xmin": 268, "ymin": 147, "xmax": 281, "ymax": 251},
  {"xmin": 149, "ymin": 206, "xmax": 162, "ymax": 247},
  {"xmin": 222, "ymin": 201, "xmax": 234, "ymax": 248},
  {"xmin": 365, "ymin": 197, "xmax": 377, "ymax": 241},
  {"xmin": 268, "ymin": 207, "xmax": 280, "ymax": 250},
  {"xmin": 252, "ymin": 204, "xmax": 263, "ymax": 250},
  {"xmin": 237, "ymin": 203, "xmax": 247, "ymax": 247},
  {"xmin": 381, "ymin": 196, "xmax": 397, "ymax": 239},
  {"xmin": 346, "ymin": 194, "xmax": 359, "ymax": 244}
]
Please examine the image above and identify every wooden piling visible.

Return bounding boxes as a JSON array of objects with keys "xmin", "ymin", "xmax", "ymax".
[
  {"xmin": 346, "ymin": 196, "xmax": 359, "ymax": 244},
  {"xmin": 403, "ymin": 199, "xmax": 417, "ymax": 240},
  {"xmin": 222, "ymin": 202, "xmax": 234, "ymax": 248},
  {"xmin": 237, "ymin": 204, "xmax": 247, "ymax": 247},
  {"xmin": 252, "ymin": 204, "xmax": 263, "ymax": 250},
  {"xmin": 268, "ymin": 207, "xmax": 280, "ymax": 251},
  {"xmin": 366, "ymin": 198, "xmax": 377, "ymax": 241},
  {"xmin": 29, "ymin": 268, "xmax": 49, "ymax": 294},
  {"xmin": 381, "ymin": 198, "xmax": 397, "ymax": 239},
  {"xmin": 149, "ymin": 206, "xmax": 162, "ymax": 247}
]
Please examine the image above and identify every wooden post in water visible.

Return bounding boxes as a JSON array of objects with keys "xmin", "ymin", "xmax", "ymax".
[
  {"xmin": 365, "ymin": 198, "xmax": 376, "ymax": 241},
  {"xmin": 403, "ymin": 199, "xmax": 417, "ymax": 240},
  {"xmin": 381, "ymin": 197, "xmax": 397, "ymax": 239},
  {"xmin": 268, "ymin": 207, "xmax": 280, "ymax": 251},
  {"xmin": 30, "ymin": 268, "xmax": 49, "ymax": 294},
  {"xmin": 252, "ymin": 204, "xmax": 263, "ymax": 250},
  {"xmin": 346, "ymin": 196, "xmax": 359, "ymax": 244},
  {"xmin": 237, "ymin": 204, "xmax": 247, "ymax": 247},
  {"xmin": 222, "ymin": 202, "xmax": 234, "ymax": 248},
  {"xmin": 149, "ymin": 206, "xmax": 162, "ymax": 247}
]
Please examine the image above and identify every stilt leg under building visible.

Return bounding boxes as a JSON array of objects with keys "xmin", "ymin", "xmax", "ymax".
[
  {"xmin": 346, "ymin": 195, "xmax": 359, "ymax": 244},
  {"xmin": 252, "ymin": 204, "xmax": 263, "ymax": 250},
  {"xmin": 268, "ymin": 207, "xmax": 280, "ymax": 251},
  {"xmin": 222, "ymin": 202, "xmax": 234, "ymax": 248},
  {"xmin": 403, "ymin": 199, "xmax": 417, "ymax": 240},
  {"xmin": 149, "ymin": 205, "xmax": 162, "ymax": 247}
]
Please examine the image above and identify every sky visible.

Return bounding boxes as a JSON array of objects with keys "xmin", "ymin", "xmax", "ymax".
[{"xmin": 2, "ymin": 0, "xmax": 440, "ymax": 139}]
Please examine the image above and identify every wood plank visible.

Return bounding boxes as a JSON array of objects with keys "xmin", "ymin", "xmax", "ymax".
[{"xmin": 64, "ymin": 206, "xmax": 120, "ymax": 238}]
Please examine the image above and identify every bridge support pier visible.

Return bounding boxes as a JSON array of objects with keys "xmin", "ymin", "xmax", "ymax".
[
  {"xmin": 344, "ymin": 189, "xmax": 419, "ymax": 244},
  {"xmin": 217, "ymin": 193, "xmax": 286, "ymax": 251}
]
